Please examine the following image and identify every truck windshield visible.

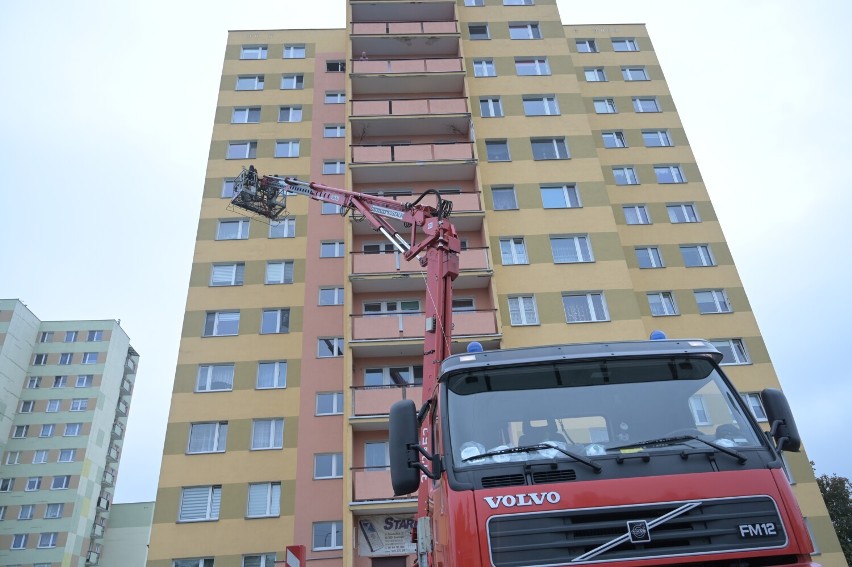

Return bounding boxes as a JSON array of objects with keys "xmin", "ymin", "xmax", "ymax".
[{"xmin": 446, "ymin": 356, "xmax": 763, "ymax": 468}]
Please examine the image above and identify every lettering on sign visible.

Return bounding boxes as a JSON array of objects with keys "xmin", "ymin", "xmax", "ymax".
[
  {"xmin": 484, "ymin": 492, "xmax": 560, "ymax": 509},
  {"xmin": 738, "ymin": 522, "xmax": 777, "ymax": 538}
]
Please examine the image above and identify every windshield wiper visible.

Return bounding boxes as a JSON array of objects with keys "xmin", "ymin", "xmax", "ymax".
[
  {"xmin": 462, "ymin": 443, "xmax": 602, "ymax": 472},
  {"xmin": 608, "ymin": 435, "xmax": 746, "ymax": 464}
]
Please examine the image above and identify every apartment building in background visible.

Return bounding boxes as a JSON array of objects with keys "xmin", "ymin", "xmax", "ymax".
[
  {"xmin": 147, "ymin": 0, "xmax": 844, "ymax": 565},
  {"xmin": 0, "ymin": 299, "xmax": 139, "ymax": 566}
]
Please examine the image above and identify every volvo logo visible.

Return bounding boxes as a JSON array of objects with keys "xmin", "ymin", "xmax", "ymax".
[
  {"xmin": 484, "ymin": 492, "xmax": 560, "ymax": 509},
  {"xmin": 627, "ymin": 520, "xmax": 651, "ymax": 543}
]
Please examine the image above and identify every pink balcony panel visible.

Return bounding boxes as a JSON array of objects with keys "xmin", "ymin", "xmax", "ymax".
[
  {"xmin": 433, "ymin": 143, "xmax": 473, "ymax": 160},
  {"xmin": 459, "ymin": 248, "xmax": 489, "ymax": 270},
  {"xmin": 390, "ymin": 59, "xmax": 427, "ymax": 73},
  {"xmin": 443, "ymin": 192, "xmax": 481, "ymax": 212},
  {"xmin": 353, "ymin": 145, "xmax": 392, "ymax": 163},
  {"xmin": 394, "ymin": 144, "xmax": 434, "ymax": 161},
  {"xmin": 429, "ymin": 98, "xmax": 467, "ymax": 114},
  {"xmin": 454, "ymin": 311, "xmax": 497, "ymax": 335},
  {"xmin": 388, "ymin": 22, "xmax": 423, "ymax": 34},
  {"xmin": 354, "ymin": 469, "xmax": 415, "ymax": 501},
  {"xmin": 352, "ymin": 311, "xmax": 496, "ymax": 340},
  {"xmin": 394, "ymin": 99, "xmax": 430, "ymax": 115},
  {"xmin": 423, "ymin": 21, "xmax": 458, "ymax": 34},
  {"xmin": 352, "ymin": 247, "xmax": 487, "ymax": 275},
  {"xmin": 353, "ymin": 60, "xmax": 389, "ymax": 74},
  {"xmin": 352, "ymin": 100, "xmax": 390, "ymax": 116},
  {"xmin": 426, "ymin": 58, "xmax": 463, "ymax": 73},
  {"xmin": 352, "ymin": 386, "xmax": 422, "ymax": 416},
  {"xmin": 352, "ymin": 22, "xmax": 387, "ymax": 34}
]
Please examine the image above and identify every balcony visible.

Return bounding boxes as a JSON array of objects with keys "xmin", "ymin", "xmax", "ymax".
[
  {"xmin": 351, "ymin": 97, "xmax": 469, "ymax": 138},
  {"xmin": 116, "ymin": 397, "xmax": 130, "ymax": 416},
  {"xmin": 352, "ymin": 21, "xmax": 459, "ymax": 59},
  {"xmin": 97, "ymin": 496, "xmax": 110, "ymax": 511},
  {"xmin": 111, "ymin": 421, "xmax": 124, "ymax": 439},
  {"xmin": 351, "ymin": 57, "xmax": 465, "ymax": 95},
  {"xmin": 353, "ymin": 469, "xmax": 416, "ymax": 504},
  {"xmin": 107, "ymin": 444, "xmax": 120, "ymax": 462},
  {"xmin": 351, "ymin": 247, "xmax": 490, "ymax": 293},
  {"xmin": 352, "ymin": 385, "xmax": 422, "ymax": 421},
  {"xmin": 103, "ymin": 468, "xmax": 116, "ymax": 486},
  {"xmin": 92, "ymin": 523, "xmax": 105, "ymax": 538},
  {"xmin": 120, "ymin": 378, "xmax": 133, "ymax": 394},
  {"xmin": 351, "ymin": 1, "xmax": 456, "ymax": 30},
  {"xmin": 353, "ymin": 20, "xmax": 457, "ymax": 36},
  {"xmin": 86, "ymin": 551, "xmax": 100, "ymax": 565},
  {"xmin": 351, "ymin": 141, "xmax": 475, "ymax": 184}
]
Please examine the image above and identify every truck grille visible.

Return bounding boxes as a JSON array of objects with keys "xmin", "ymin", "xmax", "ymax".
[{"xmin": 487, "ymin": 496, "xmax": 786, "ymax": 566}]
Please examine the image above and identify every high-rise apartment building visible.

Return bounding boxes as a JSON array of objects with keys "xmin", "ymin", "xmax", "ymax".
[
  {"xmin": 0, "ymin": 299, "xmax": 139, "ymax": 566},
  {"xmin": 147, "ymin": 1, "xmax": 843, "ymax": 566}
]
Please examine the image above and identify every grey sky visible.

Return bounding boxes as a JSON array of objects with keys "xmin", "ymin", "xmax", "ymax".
[{"xmin": 0, "ymin": 1, "xmax": 849, "ymax": 503}]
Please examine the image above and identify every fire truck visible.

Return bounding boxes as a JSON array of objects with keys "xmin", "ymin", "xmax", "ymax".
[{"xmin": 230, "ymin": 168, "xmax": 817, "ymax": 567}]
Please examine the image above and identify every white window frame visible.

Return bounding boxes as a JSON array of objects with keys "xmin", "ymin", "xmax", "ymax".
[
  {"xmin": 643, "ymin": 130, "xmax": 672, "ymax": 147},
  {"xmin": 613, "ymin": 166, "xmax": 639, "ymax": 185},
  {"xmin": 324, "ymin": 91, "xmax": 345, "ymax": 104},
  {"xmin": 40, "ymin": 331, "xmax": 53, "ymax": 342},
  {"xmin": 211, "ymin": 263, "xmax": 245, "ymax": 286},
  {"xmin": 235, "ymin": 75, "xmax": 264, "ymax": 91},
  {"xmin": 34, "ymin": 450, "xmax": 49, "ymax": 464},
  {"xmin": 509, "ymin": 22, "xmax": 542, "ymax": 40},
  {"xmin": 508, "ymin": 295, "xmax": 539, "ymax": 326},
  {"xmin": 633, "ymin": 97, "xmax": 660, "ymax": 113},
  {"xmin": 283, "ymin": 44, "xmax": 306, "ymax": 59},
  {"xmin": 64, "ymin": 423, "xmax": 82, "ymax": 437},
  {"xmin": 53, "ymin": 376, "xmax": 66, "ymax": 388},
  {"xmin": 741, "ymin": 393, "xmax": 768, "ymax": 422},
  {"xmin": 265, "ymin": 260, "xmax": 294, "ymax": 285},
  {"xmin": 602, "ymin": 131, "xmax": 627, "ymax": 148},
  {"xmin": 365, "ymin": 441, "xmax": 390, "ymax": 470},
  {"xmin": 468, "ymin": 23, "xmax": 490, "ymax": 40},
  {"xmin": 492, "ymin": 186, "xmax": 517, "ymax": 210},
  {"xmin": 575, "ymin": 39, "xmax": 598, "ymax": 53},
  {"xmin": 320, "ymin": 241, "xmax": 345, "ymax": 258},
  {"xmin": 323, "ymin": 160, "xmax": 345, "ymax": 174},
  {"xmin": 531, "ymin": 137, "xmax": 569, "ymax": 160},
  {"xmin": 40, "ymin": 424, "xmax": 54, "ymax": 438},
  {"xmin": 11, "ymin": 533, "xmax": 28, "ymax": 549},
  {"xmin": 314, "ymin": 453, "xmax": 344, "ymax": 479},
  {"xmin": 464, "ymin": 0, "xmax": 484, "ymax": 5},
  {"xmin": 87, "ymin": 330, "xmax": 103, "ymax": 342},
  {"xmin": 326, "ymin": 60, "xmax": 346, "ymax": 72},
  {"xmin": 6, "ymin": 451, "xmax": 20, "ymax": 465},
  {"xmin": 540, "ymin": 184, "xmax": 580, "ymax": 209},
  {"xmin": 550, "ymin": 235, "xmax": 593, "ymax": 264},
  {"xmin": 203, "ymin": 311, "xmax": 240, "ymax": 337},
  {"xmin": 584, "ymin": 67, "xmax": 606, "ymax": 82},
  {"xmin": 217, "ymin": 219, "xmax": 250, "ymax": 240},
  {"xmin": 227, "ymin": 141, "xmax": 257, "ymax": 160},
  {"xmin": 647, "ymin": 291, "xmax": 678, "ymax": 316},
  {"xmin": 278, "ymin": 105, "xmax": 303, "ymax": 122},
  {"xmin": 695, "ymin": 289, "xmax": 732, "ymax": 314},
  {"xmin": 479, "ymin": 96, "xmax": 503, "ymax": 118},
  {"xmin": 232, "ymin": 107, "xmax": 261, "ymax": 124},
  {"xmin": 323, "ymin": 124, "xmax": 345, "ymax": 138},
  {"xmin": 240, "ymin": 45, "xmax": 267, "ymax": 60},
  {"xmin": 19, "ymin": 503, "xmax": 35, "ymax": 518},
  {"xmin": 187, "ymin": 422, "xmax": 228, "ymax": 454},
  {"xmin": 485, "ymin": 140, "xmax": 510, "ymax": 162},
  {"xmin": 58, "ymin": 449, "xmax": 75, "ymax": 463},
  {"xmin": 312, "ymin": 521, "xmax": 344, "ymax": 551},
  {"xmin": 178, "ymin": 485, "xmax": 221, "ymax": 522},
  {"xmin": 593, "ymin": 98, "xmax": 617, "ymax": 114},
  {"xmin": 257, "ymin": 361, "xmax": 287, "ymax": 389},
  {"xmin": 51, "ymin": 475, "xmax": 70, "ymax": 490},
  {"xmin": 243, "ymin": 554, "xmax": 277, "ymax": 567},
  {"xmin": 70, "ymin": 398, "xmax": 88, "ymax": 411},
  {"xmin": 27, "ymin": 376, "xmax": 41, "ymax": 389},
  {"xmin": 515, "ymin": 57, "xmax": 550, "ymax": 76},
  {"xmin": 522, "ymin": 95, "xmax": 559, "ymax": 116},
  {"xmin": 499, "ymin": 237, "xmax": 528, "ymax": 265},
  {"xmin": 473, "ymin": 59, "xmax": 496, "ymax": 77},
  {"xmin": 45, "ymin": 503, "xmax": 64, "ymax": 519},
  {"xmin": 82, "ymin": 352, "xmax": 98, "ymax": 364},
  {"xmin": 20, "ymin": 400, "xmax": 35, "ymax": 413},
  {"xmin": 65, "ymin": 331, "xmax": 77, "ymax": 342},
  {"xmin": 274, "ymin": 140, "xmax": 300, "ymax": 158},
  {"xmin": 247, "ymin": 482, "xmax": 281, "ymax": 518},
  {"xmin": 196, "ymin": 364, "xmax": 235, "ymax": 392},
  {"xmin": 12, "ymin": 425, "xmax": 28, "ymax": 439},
  {"xmin": 711, "ymin": 339, "xmax": 750, "ymax": 365},
  {"xmin": 316, "ymin": 392, "xmax": 344, "ymax": 415},
  {"xmin": 689, "ymin": 395, "xmax": 712, "ymax": 426},
  {"xmin": 318, "ymin": 337, "xmax": 344, "ymax": 358},
  {"xmin": 667, "ymin": 203, "xmax": 700, "ymax": 223},
  {"xmin": 33, "ymin": 353, "xmax": 47, "ymax": 366},
  {"xmin": 221, "ymin": 178, "xmax": 236, "ymax": 198},
  {"xmin": 251, "ymin": 419, "xmax": 284, "ymax": 450},
  {"xmin": 636, "ymin": 246, "xmax": 664, "ymax": 269},
  {"xmin": 319, "ymin": 287, "xmax": 345, "ymax": 305},
  {"xmin": 364, "ymin": 365, "xmax": 423, "ymax": 387},
  {"xmin": 563, "ymin": 292, "xmax": 610, "ymax": 323},
  {"xmin": 623, "ymin": 205, "xmax": 651, "ymax": 225},
  {"xmin": 281, "ymin": 74, "xmax": 304, "ymax": 90},
  {"xmin": 680, "ymin": 244, "xmax": 715, "ymax": 267},
  {"xmin": 612, "ymin": 38, "xmax": 638, "ymax": 52},
  {"xmin": 25, "ymin": 477, "xmax": 41, "ymax": 492},
  {"xmin": 269, "ymin": 217, "xmax": 296, "ymax": 238},
  {"xmin": 59, "ymin": 352, "xmax": 72, "ymax": 365},
  {"xmin": 504, "ymin": 0, "xmax": 534, "ymax": 4},
  {"xmin": 622, "ymin": 67, "xmax": 649, "ymax": 81}
]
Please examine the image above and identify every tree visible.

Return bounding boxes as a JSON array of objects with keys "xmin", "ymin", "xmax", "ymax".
[{"xmin": 815, "ymin": 468, "xmax": 852, "ymax": 563}]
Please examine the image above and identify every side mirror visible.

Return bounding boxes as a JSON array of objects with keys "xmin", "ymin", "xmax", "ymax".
[
  {"xmin": 389, "ymin": 400, "xmax": 421, "ymax": 496},
  {"xmin": 761, "ymin": 388, "xmax": 801, "ymax": 452}
]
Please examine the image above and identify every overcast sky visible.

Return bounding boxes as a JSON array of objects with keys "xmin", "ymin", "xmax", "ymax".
[{"xmin": 0, "ymin": 1, "xmax": 849, "ymax": 503}]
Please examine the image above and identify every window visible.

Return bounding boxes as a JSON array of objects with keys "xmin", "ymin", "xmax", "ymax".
[
  {"xmin": 654, "ymin": 165, "xmax": 686, "ymax": 183},
  {"xmin": 40, "ymin": 424, "xmax": 55, "ymax": 438},
  {"xmin": 40, "ymin": 331, "xmax": 53, "ymax": 343},
  {"xmin": 667, "ymin": 204, "xmax": 699, "ymax": 223},
  {"xmin": 325, "ymin": 91, "xmax": 345, "ymax": 104},
  {"xmin": 320, "ymin": 241, "xmax": 345, "ymax": 258},
  {"xmin": 465, "ymin": 0, "xmax": 484, "ymax": 5},
  {"xmin": 364, "ymin": 299, "xmax": 420, "ymax": 316},
  {"xmin": 211, "ymin": 263, "xmax": 245, "ymax": 286},
  {"xmin": 51, "ymin": 475, "xmax": 70, "ymax": 490},
  {"xmin": 602, "ymin": 131, "xmax": 627, "ymax": 148},
  {"xmin": 82, "ymin": 352, "xmax": 98, "ymax": 364},
  {"xmin": 241, "ymin": 45, "xmax": 267, "ymax": 59},
  {"xmin": 65, "ymin": 331, "xmax": 78, "ymax": 342},
  {"xmin": 479, "ymin": 97, "xmax": 503, "ymax": 118},
  {"xmin": 244, "ymin": 554, "xmax": 277, "ymax": 567},
  {"xmin": 504, "ymin": 0, "xmax": 534, "ymax": 4},
  {"xmin": 257, "ymin": 361, "xmax": 287, "ymax": 389},
  {"xmin": 741, "ymin": 393, "xmax": 768, "ymax": 422},
  {"xmin": 274, "ymin": 140, "xmax": 300, "ymax": 158},
  {"xmin": 509, "ymin": 22, "xmax": 542, "ymax": 39},
  {"xmin": 695, "ymin": 290, "xmax": 732, "ymax": 314},
  {"xmin": 319, "ymin": 287, "xmax": 345, "ymax": 305},
  {"xmin": 584, "ymin": 68, "xmax": 606, "ymax": 82},
  {"xmin": 222, "ymin": 178, "xmax": 236, "ymax": 198},
  {"xmin": 12, "ymin": 425, "xmax": 28, "ymax": 438},
  {"xmin": 563, "ymin": 293, "xmax": 609, "ymax": 323},
  {"xmin": 53, "ymin": 375, "xmax": 66, "ymax": 388},
  {"xmin": 64, "ymin": 423, "xmax": 82, "ymax": 437},
  {"xmin": 324, "ymin": 124, "xmax": 345, "ymax": 138},
  {"xmin": 269, "ymin": 217, "xmax": 296, "ymax": 238},
  {"xmin": 636, "ymin": 246, "xmax": 664, "ymax": 269},
  {"xmin": 622, "ymin": 67, "xmax": 648, "ymax": 81},
  {"xmin": 326, "ymin": 61, "xmax": 345, "ymax": 72},
  {"xmin": 612, "ymin": 38, "xmax": 638, "ymax": 52},
  {"xmin": 643, "ymin": 130, "xmax": 672, "ymax": 147},
  {"xmin": 227, "ymin": 141, "xmax": 257, "ymax": 159},
  {"xmin": 87, "ymin": 330, "xmax": 103, "ymax": 342},
  {"xmin": 261, "ymin": 309, "xmax": 290, "ymax": 334},
  {"xmin": 515, "ymin": 57, "xmax": 550, "ymax": 76},
  {"xmin": 365, "ymin": 441, "xmax": 390, "ymax": 470},
  {"xmin": 633, "ymin": 97, "xmax": 660, "ymax": 113},
  {"xmin": 485, "ymin": 140, "xmax": 510, "ymax": 162},
  {"xmin": 252, "ymin": 419, "xmax": 284, "ymax": 450},
  {"xmin": 278, "ymin": 105, "xmax": 303, "ymax": 123},
  {"xmin": 323, "ymin": 160, "xmax": 345, "ymax": 174},
  {"xmin": 281, "ymin": 74, "xmax": 304, "ymax": 89},
  {"xmin": 575, "ymin": 39, "xmax": 598, "ymax": 52},
  {"xmin": 499, "ymin": 237, "xmax": 528, "ymax": 265},
  {"xmin": 33, "ymin": 450, "xmax": 49, "ymax": 464},
  {"xmin": 179, "ymin": 486, "xmax": 221, "ymax": 522},
  {"xmin": 313, "ymin": 521, "xmax": 344, "ymax": 550},
  {"xmin": 247, "ymin": 482, "xmax": 281, "ymax": 517},
  {"xmin": 314, "ymin": 453, "xmax": 344, "ymax": 479},
  {"xmin": 468, "ymin": 23, "xmax": 490, "ymax": 40},
  {"xmin": 689, "ymin": 396, "xmax": 711, "ymax": 426},
  {"xmin": 25, "ymin": 477, "xmax": 41, "ymax": 492},
  {"xmin": 70, "ymin": 398, "xmax": 88, "ymax": 411},
  {"xmin": 648, "ymin": 292, "xmax": 678, "ymax": 316},
  {"xmin": 33, "ymin": 353, "xmax": 48, "ymax": 366},
  {"xmin": 174, "ymin": 560, "xmax": 214, "ymax": 567},
  {"xmin": 612, "ymin": 166, "xmax": 639, "ymax": 185},
  {"xmin": 232, "ymin": 107, "xmax": 260, "ymax": 124},
  {"xmin": 540, "ymin": 184, "xmax": 580, "ymax": 209},
  {"xmin": 523, "ymin": 95, "xmax": 559, "ymax": 116},
  {"xmin": 508, "ymin": 296, "xmax": 539, "ymax": 325},
  {"xmin": 492, "ymin": 187, "xmax": 517, "ymax": 210},
  {"xmin": 6, "ymin": 451, "xmax": 20, "ymax": 465},
  {"xmin": 593, "ymin": 98, "xmax": 617, "ymax": 114},
  {"xmin": 58, "ymin": 449, "xmax": 75, "ymax": 463},
  {"xmin": 711, "ymin": 339, "xmax": 750, "ymax": 365},
  {"xmin": 473, "ymin": 59, "xmax": 496, "ymax": 77},
  {"xmin": 203, "ymin": 312, "xmax": 240, "ymax": 336},
  {"xmin": 27, "ymin": 376, "xmax": 41, "ymax": 389},
  {"xmin": 196, "ymin": 364, "xmax": 235, "ymax": 392},
  {"xmin": 45, "ymin": 503, "xmax": 63, "ymax": 519},
  {"xmin": 188, "ymin": 422, "xmax": 228, "ymax": 454},
  {"xmin": 283, "ymin": 44, "xmax": 305, "ymax": 58},
  {"xmin": 19, "ymin": 504, "xmax": 35, "ymax": 519},
  {"xmin": 551, "ymin": 235, "xmax": 593, "ymax": 263},
  {"xmin": 0, "ymin": 478, "xmax": 14, "ymax": 492},
  {"xmin": 59, "ymin": 353, "xmax": 72, "ymax": 365},
  {"xmin": 623, "ymin": 205, "xmax": 650, "ymax": 225},
  {"xmin": 236, "ymin": 75, "xmax": 264, "ymax": 90},
  {"xmin": 680, "ymin": 244, "xmax": 715, "ymax": 267},
  {"xmin": 20, "ymin": 400, "xmax": 34, "ymax": 413},
  {"xmin": 11, "ymin": 534, "xmax": 27, "ymax": 549},
  {"xmin": 265, "ymin": 261, "xmax": 294, "ymax": 284},
  {"xmin": 321, "ymin": 202, "xmax": 344, "ymax": 215},
  {"xmin": 316, "ymin": 392, "xmax": 344, "ymax": 415},
  {"xmin": 532, "ymin": 138, "xmax": 569, "ymax": 160}
]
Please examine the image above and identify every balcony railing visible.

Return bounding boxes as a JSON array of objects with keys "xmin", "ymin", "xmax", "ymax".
[
  {"xmin": 92, "ymin": 523, "xmax": 105, "ymax": 538},
  {"xmin": 351, "ymin": 309, "xmax": 497, "ymax": 341},
  {"xmin": 121, "ymin": 378, "xmax": 133, "ymax": 394},
  {"xmin": 352, "ymin": 246, "xmax": 488, "ymax": 275},
  {"xmin": 352, "ymin": 385, "xmax": 422, "ymax": 417},
  {"xmin": 111, "ymin": 421, "xmax": 125, "ymax": 439},
  {"xmin": 116, "ymin": 397, "xmax": 129, "ymax": 416},
  {"xmin": 352, "ymin": 97, "xmax": 468, "ymax": 117},
  {"xmin": 102, "ymin": 468, "xmax": 116, "ymax": 486},
  {"xmin": 97, "ymin": 496, "xmax": 111, "ymax": 511},
  {"xmin": 352, "ymin": 141, "xmax": 474, "ymax": 164},
  {"xmin": 86, "ymin": 551, "xmax": 100, "ymax": 564},
  {"xmin": 107, "ymin": 445, "xmax": 120, "ymax": 461},
  {"xmin": 352, "ymin": 57, "xmax": 463, "ymax": 75},
  {"xmin": 353, "ymin": 468, "xmax": 416, "ymax": 502},
  {"xmin": 352, "ymin": 20, "xmax": 458, "ymax": 35}
]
